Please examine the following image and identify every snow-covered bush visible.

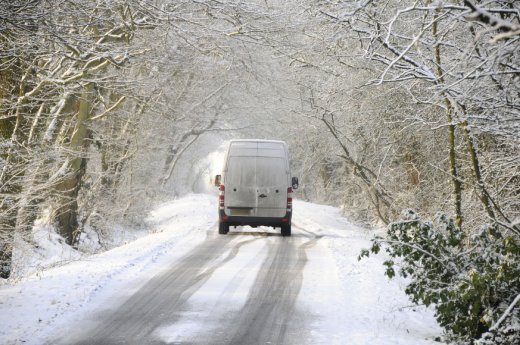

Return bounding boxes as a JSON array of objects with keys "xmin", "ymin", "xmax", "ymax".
[{"xmin": 360, "ymin": 210, "xmax": 520, "ymax": 344}]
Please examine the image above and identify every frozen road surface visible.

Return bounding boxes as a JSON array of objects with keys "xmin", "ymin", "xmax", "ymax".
[{"xmin": 0, "ymin": 194, "xmax": 444, "ymax": 345}]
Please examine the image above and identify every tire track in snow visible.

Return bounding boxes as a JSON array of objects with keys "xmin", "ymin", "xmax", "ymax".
[
  {"xmin": 49, "ymin": 234, "xmax": 262, "ymax": 345},
  {"xmin": 202, "ymin": 228, "xmax": 321, "ymax": 345}
]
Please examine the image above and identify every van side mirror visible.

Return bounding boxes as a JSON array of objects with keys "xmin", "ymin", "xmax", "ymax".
[
  {"xmin": 291, "ymin": 177, "xmax": 299, "ymax": 190},
  {"xmin": 214, "ymin": 174, "xmax": 221, "ymax": 187}
]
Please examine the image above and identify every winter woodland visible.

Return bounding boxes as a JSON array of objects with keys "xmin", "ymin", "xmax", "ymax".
[{"xmin": 0, "ymin": 1, "xmax": 518, "ymax": 344}]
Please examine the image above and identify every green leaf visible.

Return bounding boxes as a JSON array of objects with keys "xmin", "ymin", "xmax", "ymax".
[{"xmin": 358, "ymin": 248, "xmax": 370, "ymax": 261}]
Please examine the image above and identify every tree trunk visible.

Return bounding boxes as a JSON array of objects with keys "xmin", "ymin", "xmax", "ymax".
[
  {"xmin": 0, "ymin": 74, "xmax": 17, "ymax": 278},
  {"xmin": 15, "ymin": 104, "xmax": 48, "ymax": 240},
  {"xmin": 54, "ymin": 83, "xmax": 93, "ymax": 245},
  {"xmin": 433, "ymin": 11, "xmax": 463, "ymax": 228},
  {"xmin": 15, "ymin": 93, "xmax": 77, "ymax": 247},
  {"xmin": 0, "ymin": 60, "xmax": 32, "ymax": 278}
]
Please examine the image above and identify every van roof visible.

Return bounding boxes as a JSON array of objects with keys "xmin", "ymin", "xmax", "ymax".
[
  {"xmin": 227, "ymin": 140, "xmax": 287, "ymax": 158},
  {"xmin": 229, "ymin": 139, "xmax": 286, "ymax": 144}
]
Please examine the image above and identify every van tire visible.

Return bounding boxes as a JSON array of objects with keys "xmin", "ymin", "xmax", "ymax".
[
  {"xmin": 219, "ymin": 222, "xmax": 229, "ymax": 235},
  {"xmin": 281, "ymin": 223, "xmax": 291, "ymax": 237}
]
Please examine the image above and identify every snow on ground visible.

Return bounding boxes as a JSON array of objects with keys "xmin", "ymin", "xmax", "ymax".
[
  {"xmin": 153, "ymin": 239, "xmax": 269, "ymax": 344},
  {"xmin": 0, "ymin": 194, "xmax": 443, "ymax": 345},
  {"xmin": 11, "ymin": 219, "xmax": 83, "ymax": 279},
  {"xmin": 294, "ymin": 199, "xmax": 443, "ymax": 345},
  {"xmin": 0, "ymin": 194, "xmax": 217, "ymax": 345}
]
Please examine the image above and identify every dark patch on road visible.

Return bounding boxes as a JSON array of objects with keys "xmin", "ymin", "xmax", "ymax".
[
  {"xmin": 190, "ymin": 232, "xmax": 321, "ymax": 345},
  {"xmin": 47, "ymin": 227, "xmax": 321, "ymax": 345},
  {"xmin": 48, "ymin": 235, "xmax": 259, "ymax": 345}
]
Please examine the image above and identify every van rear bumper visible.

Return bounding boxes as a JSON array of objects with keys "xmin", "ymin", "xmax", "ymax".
[{"xmin": 219, "ymin": 210, "xmax": 291, "ymax": 227}]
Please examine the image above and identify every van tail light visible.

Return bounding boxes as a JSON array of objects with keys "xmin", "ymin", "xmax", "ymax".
[
  {"xmin": 219, "ymin": 184, "xmax": 225, "ymax": 209},
  {"xmin": 287, "ymin": 187, "xmax": 293, "ymax": 211}
]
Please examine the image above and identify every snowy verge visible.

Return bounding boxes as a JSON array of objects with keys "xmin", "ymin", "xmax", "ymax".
[
  {"xmin": 0, "ymin": 194, "xmax": 217, "ymax": 345},
  {"xmin": 294, "ymin": 199, "xmax": 444, "ymax": 345},
  {"xmin": 0, "ymin": 195, "xmax": 445, "ymax": 345}
]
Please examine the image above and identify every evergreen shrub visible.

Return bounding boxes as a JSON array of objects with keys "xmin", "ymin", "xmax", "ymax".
[{"xmin": 360, "ymin": 210, "xmax": 520, "ymax": 344}]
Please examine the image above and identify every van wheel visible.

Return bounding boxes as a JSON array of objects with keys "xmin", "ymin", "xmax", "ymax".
[
  {"xmin": 281, "ymin": 223, "xmax": 291, "ymax": 237},
  {"xmin": 218, "ymin": 222, "xmax": 229, "ymax": 235}
]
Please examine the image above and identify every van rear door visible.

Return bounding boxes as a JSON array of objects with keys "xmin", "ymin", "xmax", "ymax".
[
  {"xmin": 255, "ymin": 156, "xmax": 287, "ymax": 217},
  {"xmin": 225, "ymin": 156, "xmax": 257, "ymax": 216}
]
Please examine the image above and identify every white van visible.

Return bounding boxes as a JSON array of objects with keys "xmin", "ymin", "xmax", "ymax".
[{"xmin": 215, "ymin": 140, "xmax": 298, "ymax": 236}]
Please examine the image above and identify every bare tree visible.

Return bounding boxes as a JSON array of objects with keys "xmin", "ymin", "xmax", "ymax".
[{"xmin": 288, "ymin": 0, "xmax": 520, "ymax": 234}]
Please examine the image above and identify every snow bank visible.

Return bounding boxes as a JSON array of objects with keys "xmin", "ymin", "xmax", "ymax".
[
  {"xmin": 0, "ymin": 195, "xmax": 444, "ymax": 345},
  {"xmin": 294, "ymin": 199, "xmax": 444, "ymax": 345},
  {"xmin": 0, "ymin": 194, "xmax": 217, "ymax": 345}
]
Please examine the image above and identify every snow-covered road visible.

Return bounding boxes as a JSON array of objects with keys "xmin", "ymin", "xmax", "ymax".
[{"xmin": 0, "ymin": 194, "xmax": 444, "ymax": 345}]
